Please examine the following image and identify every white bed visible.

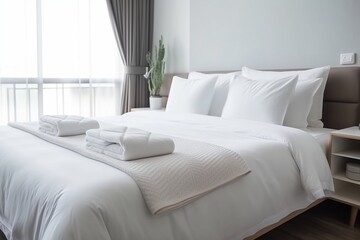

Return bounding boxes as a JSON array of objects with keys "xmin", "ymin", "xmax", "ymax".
[
  {"xmin": 305, "ymin": 127, "xmax": 333, "ymax": 154},
  {"xmin": 0, "ymin": 111, "xmax": 333, "ymax": 240}
]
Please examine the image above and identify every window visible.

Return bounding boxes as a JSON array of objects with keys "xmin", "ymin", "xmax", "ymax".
[{"xmin": 0, "ymin": 0, "xmax": 123, "ymax": 125}]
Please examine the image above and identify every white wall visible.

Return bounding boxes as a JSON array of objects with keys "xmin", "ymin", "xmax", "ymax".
[
  {"xmin": 154, "ymin": 0, "xmax": 360, "ymax": 72},
  {"xmin": 153, "ymin": 0, "xmax": 190, "ymax": 73}
]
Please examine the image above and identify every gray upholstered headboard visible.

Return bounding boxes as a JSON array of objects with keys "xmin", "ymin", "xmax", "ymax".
[
  {"xmin": 159, "ymin": 67, "xmax": 360, "ymax": 129},
  {"xmin": 323, "ymin": 67, "xmax": 360, "ymax": 129}
]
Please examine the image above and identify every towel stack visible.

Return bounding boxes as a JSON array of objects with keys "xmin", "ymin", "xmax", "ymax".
[
  {"xmin": 39, "ymin": 115, "xmax": 99, "ymax": 136},
  {"xmin": 85, "ymin": 126, "xmax": 175, "ymax": 161}
]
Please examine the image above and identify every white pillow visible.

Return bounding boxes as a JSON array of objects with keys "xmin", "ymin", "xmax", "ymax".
[
  {"xmin": 188, "ymin": 71, "xmax": 242, "ymax": 116},
  {"xmin": 166, "ymin": 76, "xmax": 217, "ymax": 115},
  {"xmin": 222, "ymin": 75, "xmax": 298, "ymax": 125},
  {"xmin": 283, "ymin": 78, "xmax": 322, "ymax": 129},
  {"xmin": 242, "ymin": 66, "xmax": 330, "ymax": 128}
]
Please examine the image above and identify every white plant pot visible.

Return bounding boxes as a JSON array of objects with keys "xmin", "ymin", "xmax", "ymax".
[{"xmin": 149, "ymin": 96, "xmax": 162, "ymax": 110}]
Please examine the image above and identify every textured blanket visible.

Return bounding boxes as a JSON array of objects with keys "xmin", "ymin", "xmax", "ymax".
[{"xmin": 9, "ymin": 122, "xmax": 251, "ymax": 215}]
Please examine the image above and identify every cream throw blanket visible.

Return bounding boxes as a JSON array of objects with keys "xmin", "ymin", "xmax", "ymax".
[{"xmin": 9, "ymin": 122, "xmax": 251, "ymax": 215}]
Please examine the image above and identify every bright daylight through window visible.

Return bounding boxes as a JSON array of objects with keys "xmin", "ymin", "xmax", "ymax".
[{"xmin": 0, "ymin": 0, "xmax": 123, "ymax": 125}]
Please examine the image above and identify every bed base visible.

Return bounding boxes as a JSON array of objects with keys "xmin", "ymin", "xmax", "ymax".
[{"xmin": 245, "ymin": 198, "xmax": 325, "ymax": 239}]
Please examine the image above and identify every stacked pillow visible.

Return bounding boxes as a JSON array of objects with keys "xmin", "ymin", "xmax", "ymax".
[
  {"xmin": 166, "ymin": 72, "xmax": 241, "ymax": 116},
  {"xmin": 221, "ymin": 75, "xmax": 298, "ymax": 125},
  {"xmin": 242, "ymin": 66, "xmax": 330, "ymax": 128},
  {"xmin": 188, "ymin": 71, "xmax": 242, "ymax": 116},
  {"xmin": 282, "ymin": 78, "xmax": 322, "ymax": 128},
  {"xmin": 166, "ymin": 76, "xmax": 217, "ymax": 115},
  {"xmin": 165, "ymin": 66, "xmax": 330, "ymax": 129}
]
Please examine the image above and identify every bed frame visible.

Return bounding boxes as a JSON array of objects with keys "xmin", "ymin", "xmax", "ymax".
[{"xmin": 0, "ymin": 67, "xmax": 359, "ymax": 240}]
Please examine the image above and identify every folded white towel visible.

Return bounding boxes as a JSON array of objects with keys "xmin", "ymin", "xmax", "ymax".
[
  {"xmin": 39, "ymin": 115, "xmax": 99, "ymax": 137},
  {"xmin": 86, "ymin": 126, "xmax": 175, "ymax": 161},
  {"xmin": 86, "ymin": 142, "xmax": 105, "ymax": 154},
  {"xmin": 86, "ymin": 142, "xmax": 125, "ymax": 160},
  {"xmin": 39, "ymin": 122, "xmax": 59, "ymax": 135},
  {"xmin": 85, "ymin": 136, "xmax": 111, "ymax": 146}
]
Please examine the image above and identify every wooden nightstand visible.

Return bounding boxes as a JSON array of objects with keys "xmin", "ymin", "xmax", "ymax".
[
  {"xmin": 329, "ymin": 126, "xmax": 360, "ymax": 226},
  {"xmin": 130, "ymin": 107, "xmax": 165, "ymax": 112}
]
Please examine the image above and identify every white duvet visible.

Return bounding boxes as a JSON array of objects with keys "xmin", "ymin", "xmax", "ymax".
[{"xmin": 0, "ymin": 112, "xmax": 333, "ymax": 240}]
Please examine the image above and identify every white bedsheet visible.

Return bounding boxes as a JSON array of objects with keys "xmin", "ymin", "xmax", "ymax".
[
  {"xmin": 305, "ymin": 127, "xmax": 333, "ymax": 154},
  {"xmin": 0, "ymin": 112, "xmax": 333, "ymax": 240}
]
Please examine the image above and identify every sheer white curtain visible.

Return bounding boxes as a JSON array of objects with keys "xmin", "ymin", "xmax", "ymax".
[{"xmin": 0, "ymin": 0, "xmax": 123, "ymax": 125}]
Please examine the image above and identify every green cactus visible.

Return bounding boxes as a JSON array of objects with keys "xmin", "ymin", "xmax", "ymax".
[{"xmin": 146, "ymin": 36, "xmax": 165, "ymax": 96}]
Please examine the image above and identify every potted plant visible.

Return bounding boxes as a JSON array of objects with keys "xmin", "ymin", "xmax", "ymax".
[{"xmin": 144, "ymin": 36, "xmax": 165, "ymax": 110}]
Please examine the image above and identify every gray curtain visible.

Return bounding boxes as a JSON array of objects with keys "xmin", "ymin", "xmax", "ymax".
[{"xmin": 106, "ymin": 0, "xmax": 154, "ymax": 114}]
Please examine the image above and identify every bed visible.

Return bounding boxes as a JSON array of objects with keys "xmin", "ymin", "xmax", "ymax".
[{"xmin": 0, "ymin": 67, "xmax": 359, "ymax": 240}]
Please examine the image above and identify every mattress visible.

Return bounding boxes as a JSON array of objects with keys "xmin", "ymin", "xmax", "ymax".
[{"xmin": 0, "ymin": 112, "xmax": 334, "ymax": 240}]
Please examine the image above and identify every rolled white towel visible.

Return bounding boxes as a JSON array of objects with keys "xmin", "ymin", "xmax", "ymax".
[
  {"xmin": 85, "ymin": 126, "xmax": 175, "ymax": 161},
  {"xmin": 39, "ymin": 115, "xmax": 99, "ymax": 136}
]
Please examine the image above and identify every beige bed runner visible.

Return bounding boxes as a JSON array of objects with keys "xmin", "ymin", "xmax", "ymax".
[{"xmin": 9, "ymin": 122, "xmax": 251, "ymax": 215}]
